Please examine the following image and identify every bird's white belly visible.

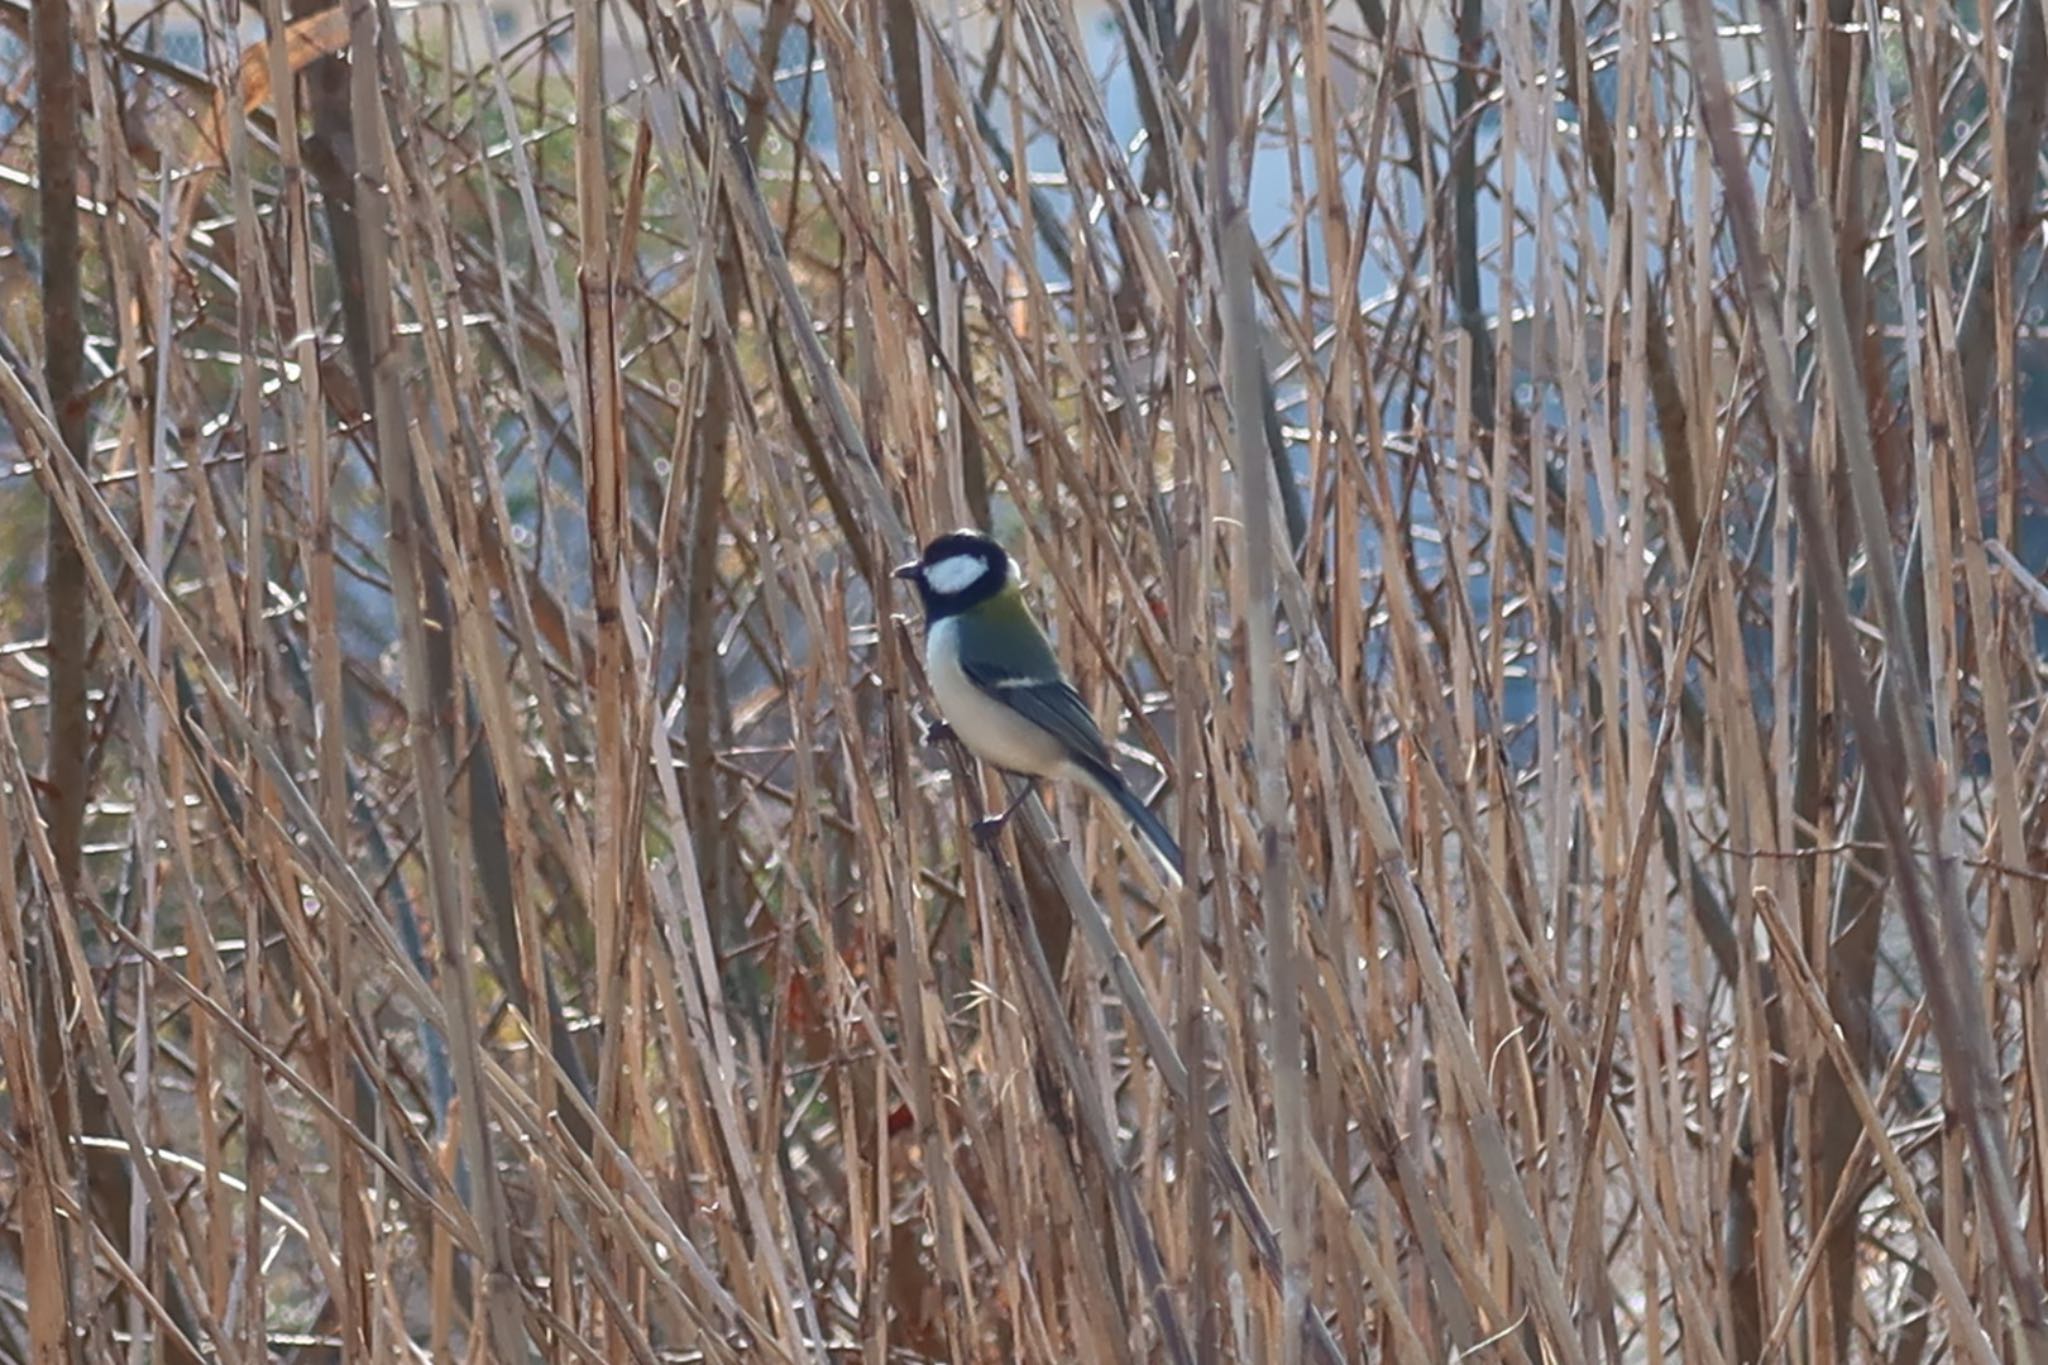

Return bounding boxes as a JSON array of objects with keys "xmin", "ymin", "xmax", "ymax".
[{"xmin": 925, "ymin": 617, "xmax": 1068, "ymax": 777}]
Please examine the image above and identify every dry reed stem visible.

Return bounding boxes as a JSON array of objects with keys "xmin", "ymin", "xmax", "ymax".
[{"xmin": 3, "ymin": 0, "xmax": 2048, "ymax": 1358}]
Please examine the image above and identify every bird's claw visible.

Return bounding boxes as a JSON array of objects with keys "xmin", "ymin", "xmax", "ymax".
[
  {"xmin": 923, "ymin": 719, "xmax": 957, "ymax": 747},
  {"xmin": 970, "ymin": 813, "xmax": 1010, "ymax": 846}
]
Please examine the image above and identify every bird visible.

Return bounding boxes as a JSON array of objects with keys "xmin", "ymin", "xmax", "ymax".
[{"xmin": 894, "ymin": 528, "xmax": 1184, "ymax": 880}]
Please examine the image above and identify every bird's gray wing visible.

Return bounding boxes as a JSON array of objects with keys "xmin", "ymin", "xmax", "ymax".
[
  {"xmin": 946, "ymin": 609, "xmax": 1114, "ymax": 773},
  {"xmin": 954, "ymin": 659, "xmax": 1117, "ymax": 775}
]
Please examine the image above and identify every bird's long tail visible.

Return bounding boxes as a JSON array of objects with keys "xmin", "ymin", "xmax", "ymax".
[{"xmin": 1076, "ymin": 761, "xmax": 1184, "ymax": 882}]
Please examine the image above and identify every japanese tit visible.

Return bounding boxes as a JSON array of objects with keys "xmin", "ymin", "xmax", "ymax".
[{"xmin": 895, "ymin": 529, "xmax": 1184, "ymax": 880}]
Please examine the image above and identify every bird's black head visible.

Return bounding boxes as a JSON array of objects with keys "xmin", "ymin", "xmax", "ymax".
[{"xmin": 893, "ymin": 529, "xmax": 1012, "ymax": 619}]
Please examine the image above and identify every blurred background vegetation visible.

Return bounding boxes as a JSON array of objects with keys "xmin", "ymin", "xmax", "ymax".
[{"xmin": 0, "ymin": 0, "xmax": 2045, "ymax": 1357}]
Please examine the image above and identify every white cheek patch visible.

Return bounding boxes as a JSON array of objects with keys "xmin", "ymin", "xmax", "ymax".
[{"xmin": 924, "ymin": 553, "xmax": 990, "ymax": 596}]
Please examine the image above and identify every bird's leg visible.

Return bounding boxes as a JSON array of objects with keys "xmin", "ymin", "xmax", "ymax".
[
  {"xmin": 971, "ymin": 780, "xmax": 1038, "ymax": 844},
  {"xmin": 922, "ymin": 716, "xmax": 957, "ymax": 747}
]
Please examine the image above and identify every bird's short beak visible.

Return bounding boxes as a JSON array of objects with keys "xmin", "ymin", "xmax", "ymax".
[{"xmin": 892, "ymin": 559, "xmax": 922, "ymax": 581}]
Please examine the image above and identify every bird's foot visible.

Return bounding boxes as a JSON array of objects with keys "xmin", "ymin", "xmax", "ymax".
[
  {"xmin": 970, "ymin": 783, "xmax": 1037, "ymax": 848},
  {"xmin": 923, "ymin": 719, "xmax": 957, "ymax": 747}
]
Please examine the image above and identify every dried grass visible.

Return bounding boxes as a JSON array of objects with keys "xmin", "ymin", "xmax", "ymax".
[{"xmin": 1, "ymin": 0, "xmax": 2046, "ymax": 1357}]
